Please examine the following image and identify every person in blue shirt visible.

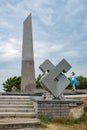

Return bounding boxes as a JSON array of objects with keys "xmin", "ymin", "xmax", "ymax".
[{"xmin": 70, "ymin": 72, "xmax": 79, "ymax": 91}]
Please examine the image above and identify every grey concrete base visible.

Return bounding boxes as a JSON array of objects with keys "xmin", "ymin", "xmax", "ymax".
[
  {"xmin": 0, "ymin": 118, "xmax": 40, "ymax": 129},
  {"xmin": 0, "ymin": 95, "xmax": 40, "ymax": 129},
  {"xmin": 33, "ymin": 99, "xmax": 84, "ymax": 119},
  {"xmin": 21, "ymin": 60, "xmax": 35, "ymax": 92}
]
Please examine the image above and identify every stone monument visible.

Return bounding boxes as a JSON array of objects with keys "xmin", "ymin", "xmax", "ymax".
[
  {"xmin": 21, "ymin": 14, "xmax": 35, "ymax": 92},
  {"xmin": 33, "ymin": 59, "xmax": 84, "ymax": 119},
  {"xmin": 39, "ymin": 59, "xmax": 71, "ymax": 98}
]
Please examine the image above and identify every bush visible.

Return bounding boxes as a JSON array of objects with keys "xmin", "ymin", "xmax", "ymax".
[{"xmin": 3, "ymin": 76, "xmax": 21, "ymax": 92}]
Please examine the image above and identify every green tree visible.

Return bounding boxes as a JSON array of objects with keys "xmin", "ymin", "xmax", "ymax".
[
  {"xmin": 77, "ymin": 76, "xmax": 87, "ymax": 89},
  {"xmin": 3, "ymin": 76, "xmax": 21, "ymax": 92},
  {"xmin": 35, "ymin": 74, "xmax": 43, "ymax": 89},
  {"xmin": 3, "ymin": 74, "xmax": 43, "ymax": 92}
]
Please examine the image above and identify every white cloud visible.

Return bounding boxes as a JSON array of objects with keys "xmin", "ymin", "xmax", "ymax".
[
  {"xmin": 0, "ymin": 38, "xmax": 21, "ymax": 61},
  {"xmin": 70, "ymin": 5, "xmax": 83, "ymax": 16},
  {"xmin": 0, "ymin": 0, "xmax": 54, "ymax": 26},
  {"xmin": 64, "ymin": 0, "xmax": 84, "ymax": 22},
  {"xmin": 36, "ymin": 7, "xmax": 54, "ymax": 26},
  {"xmin": 61, "ymin": 50, "xmax": 79, "ymax": 58},
  {"xmin": 49, "ymin": 44, "xmax": 64, "ymax": 52},
  {"xmin": 66, "ymin": 0, "xmax": 79, "ymax": 5},
  {"xmin": 0, "ymin": 21, "xmax": 13, "ymax": 29},
  {"xmin": 34, "ymin": 41, "xmax": 64, "ymax": 58}
]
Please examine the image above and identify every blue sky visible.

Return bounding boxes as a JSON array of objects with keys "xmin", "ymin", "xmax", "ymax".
[{"xmin": 0, "ymin": 0, "xmax": 87, "ymax": 91}]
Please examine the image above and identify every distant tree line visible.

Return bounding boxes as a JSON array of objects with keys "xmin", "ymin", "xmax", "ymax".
[{"xmin": 2, "ymin": 74, "xmax": 87, "ymax": 92}]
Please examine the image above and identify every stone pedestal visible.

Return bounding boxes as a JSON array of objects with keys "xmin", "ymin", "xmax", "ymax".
[{"xmin": 33, "ymin": 99, "xmax": 84, "ymax": 119}]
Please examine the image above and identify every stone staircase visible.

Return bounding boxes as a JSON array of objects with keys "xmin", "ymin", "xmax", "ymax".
[{"xmin": 0, "ymin": 95, "xmax": 40, "ymax": 129}]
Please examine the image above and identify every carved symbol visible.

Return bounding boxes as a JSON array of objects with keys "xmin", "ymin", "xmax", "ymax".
[{"xmin": 39, "ymin": 59, "xmax": 71, "ymax": 98}]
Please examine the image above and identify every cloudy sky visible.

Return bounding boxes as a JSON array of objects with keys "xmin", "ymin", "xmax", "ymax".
[{"xmin": 0, "ymin": 0, "xmax": 87, "ymax": 91}]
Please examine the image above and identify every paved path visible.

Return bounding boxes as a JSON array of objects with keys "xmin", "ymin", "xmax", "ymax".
[{"xmin": 65, "ymin": 94, "xmax": 87, "ymax": 98}]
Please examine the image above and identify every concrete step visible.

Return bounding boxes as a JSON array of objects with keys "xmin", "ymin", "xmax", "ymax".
[
  {"xmin": 0, "ymin": 95, "xmax": 40, "ymax": 129},
  {"xmin": 0, "ymin": 108, "xmax": 35, "ymax": 112},
  {"xmin": 0, "ymin": 96, "xmax": 31, "ymax": 99},
  {"xmin": 0, "ymin": 112, "xmax": 37, "ymax": 118},
  {"xmin": 0, "ymin": 118, "xmax": 40, "ymax": 129},
  {"xmin": 0, "ymin": 101, "xmax": 33, "ymax": 105},
  {"xmin": 0, "ymin": 104, "xmax": 34, "ymax": 108},
  {"xmin": 0, "ymin": 99, "xmax": 32, "ymax": 102}
]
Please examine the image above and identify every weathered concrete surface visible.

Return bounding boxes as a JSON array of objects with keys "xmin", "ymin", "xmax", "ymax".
[
  {"xmin": 0, "ymin": 95, "xmax": 40, "ymax": 129},
  {"xmin": 0, "ymin": 118, "xmax": 40, "ymax": 129},
  {"xmin": 39, "ymin": 59, "xmax": 71, "ymax": 98},
  {"xmin": 21, "ymin": 61, "xmax": 35, "ymax": 92},
  {"xmin": 69, "ymin": 105, "xmax": 84, "ymax": 119},
  {"xmin": 21, "ymin": 14, "xmax": 35, "ymax": 92},
  {"xmin": 33, "ymin": 99, "xmax": 84, "ymax": 119}
]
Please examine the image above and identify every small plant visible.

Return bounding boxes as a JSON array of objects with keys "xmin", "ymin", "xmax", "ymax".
[{"xmin": 39, "ymin": 115, "xmax": 48, "ymax": 128}]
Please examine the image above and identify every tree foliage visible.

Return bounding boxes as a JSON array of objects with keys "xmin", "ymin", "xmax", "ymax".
[
  {"xmin": 77, "ymin": 76, "xmax": 87, "ymax": 89},
  {"xmin": 2, "ymin": 74, "xmax": 43, "ymax": 92},
  {"xmin": 35, "ymin": 74, "xmax": 43, "ymax": 89},
  {"xmin": 2, "ymin": 74, "xmax": 87, "ymax": 92},
  {"xmin": 67, "ymin": 75, "xmax": 87, "ymax": 89},
  {"xmin": 3, "ymin": 76, "xmax": 21, "ymax": 92}
]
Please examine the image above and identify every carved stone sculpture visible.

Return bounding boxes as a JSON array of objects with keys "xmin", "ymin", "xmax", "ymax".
[{"xmin": 39, "ymin": 59, "xmax": 71, "ymax": 98}]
